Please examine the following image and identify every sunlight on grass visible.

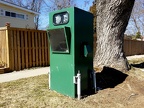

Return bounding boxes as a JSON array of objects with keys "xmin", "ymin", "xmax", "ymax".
[
  {"xmin": 0, "ymin": 57, "xmax": 144, "ymax": 107},
  {"xmin": 0, "ymin": 75, "xmax": 91, "ymax": 108}
]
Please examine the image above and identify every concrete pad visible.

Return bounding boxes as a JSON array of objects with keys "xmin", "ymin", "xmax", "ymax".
[{"xmin": 0, "ymin": 67, "xmax": 50, "ymax": 83}]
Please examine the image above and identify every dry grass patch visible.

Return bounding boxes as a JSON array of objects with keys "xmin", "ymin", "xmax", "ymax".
[
  {"xmin": 0, "ymin": 57, "xmax": 144, "ymax": 108},
  {"xmin": 1, "ymin": 70, "xmax": 144, "ymax": 108},
  {"xmin": 0, "ymin": 75, "xmax": 91, "ymax": 108}
]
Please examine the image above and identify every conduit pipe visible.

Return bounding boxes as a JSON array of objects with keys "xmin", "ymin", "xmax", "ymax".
[
  {"xmin": 93, "ymin": 70, "xmax": 97, "ymax": 92},
  {"xmin": 77, "ymin": 71, "xmax": 81, "ymax": 100}
]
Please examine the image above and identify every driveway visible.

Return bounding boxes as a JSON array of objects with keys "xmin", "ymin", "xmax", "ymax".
[{"xmin": 0, "ymin": 67, "xmax": 50, "ymax": 83}]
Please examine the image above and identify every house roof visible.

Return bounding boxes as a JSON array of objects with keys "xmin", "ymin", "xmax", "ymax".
[{"xmin": 0, "ymin": 0, "xmax": 39, "ymax": 15}]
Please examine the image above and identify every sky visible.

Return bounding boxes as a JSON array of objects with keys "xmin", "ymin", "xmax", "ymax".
[
  {"xmin": 39, "ymin": 0, "xmax": 144, "ymax": 36},
  {"xmin": 75, "ymin": 0, "xmax": 94, "ymax": 11},
  {"xmin": 39, "ymin": 0, "xmax": 94, "ymax": 30}
]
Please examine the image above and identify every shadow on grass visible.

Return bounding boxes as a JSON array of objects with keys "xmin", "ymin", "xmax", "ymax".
[
  {"xmin": 131, "ymin": 62, "xmax": 144, "ymax": 68},
  {"xmin": 96, "ymin": 67, "xmax": 128, "ymax": 90}
]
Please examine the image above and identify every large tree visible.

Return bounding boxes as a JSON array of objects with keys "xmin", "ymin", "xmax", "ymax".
[
  {"xmin": 90, "ymin": 1, "xmax": 97, "ymax": 55},
  {"xmin": 94, "ymin": 0, "xmax": 135, "ymax": 71}
]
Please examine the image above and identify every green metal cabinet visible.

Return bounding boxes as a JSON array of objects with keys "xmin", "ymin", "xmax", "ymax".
[{"xmin": 47, "ymin": 7, "xmax": 93, "ymax": 98}]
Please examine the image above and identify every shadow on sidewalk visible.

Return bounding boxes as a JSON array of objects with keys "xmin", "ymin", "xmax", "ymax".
[{"xmin": 131, "ymin": 62, "xmax": 144, "ymax": 68}]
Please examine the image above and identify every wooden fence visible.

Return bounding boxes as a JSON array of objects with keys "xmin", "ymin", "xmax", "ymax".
[
  {"xmin": 0, "ymin": 26, "xmax": 144, "ymax": 73},
  {"xmin": 93, "ymin": 36, "xmax": 144, "ymax": 56},
  {"xmin": 0, "ymin": 26, "xmax": 49, "ymax": 72},
  {"xmin": 124, "ymin": 39, "xmax": 144, "ymax": 56}
]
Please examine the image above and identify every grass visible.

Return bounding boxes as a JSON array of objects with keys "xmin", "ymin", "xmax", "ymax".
[
  {"xmin": 0, "ymin": 75, "xmax": 92, "ymax": 108},
  {"xmin": 0, "ymin": 57, "xmax": 144, "ymax": 108},
  {"xmin": 1, "ymin": 72, "xmax": 144, "ymax": 108}
]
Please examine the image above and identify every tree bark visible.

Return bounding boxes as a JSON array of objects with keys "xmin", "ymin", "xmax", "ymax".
[{"xmin": 94, "ymin": 0, "xmax": 135, "ymax": 72}]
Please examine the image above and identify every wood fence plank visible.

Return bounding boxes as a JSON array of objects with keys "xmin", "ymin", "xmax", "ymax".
[
  {"xmin": 133, "ymin": 41, "xmax": 136, "ymax": 55},
  {"xmin": 38, "ymin": 32, "xmax": 42, "ymax": 66},
  {"xmin": 128, "ymin": 40, "xmax": 131, "ymax": 56},
  {"xmin": 2, "ymin": 31, "xmax": 6, "ymax": 64},
  {"xmin": 14, "ymin": 30, "xmax": 18, "ymax": 70},
  {"xmin": 142, "ymin": 42, "xmax": 144, "ymax": 54},
  {"xmin": 17, "ymin": 30, "xmax": 21, "ymax": 70},
  {"xmin": 143, "ymin": 42, "xmax": 144, "ymax": 54},
  {"xmin": 47, "ymin": 32, "xmax": 50, "ymax": 66},
  {"xmin": 0, "ymin": 30, "xmax": 7, "ymax": 67},
  {"xmin": 7, "ymin": 29, "xmax": 13, "ymax": 70},
  {"xmin": 25, "ymin": 31, "xmax": 28, "ymax": 68},
  {"xmin": 42, "ymin": 32, "xmax": 45, "ymax": 66},
  {"xmin": 32, "ymin": 31, "xmax": 35, "ymax": 67},
  {"xmin": 28, "ymin": 31, "xmax": 32, "ymax": 68},
  {"xmin": 3, "ymin": 31, "xmax": 6, "ymax": 66},
  {"xmin": 10, "ymin": 30, "xmax": 14, "ymax": 70},
  {"xmin": 35, "ymin": 32, "xmax": 39, "ymax": 66},
  {"xmin": 0, "ymin": 31, "xmax": 2, "ymax": 61},
  {"xmin": 124, "ymin": 40, "xmax": 128, "ymax": 56},
  {"xmin": 44, "ymin": 32, "xmax": 48, "ymax": 65},
  {"xmin": 140, "ymin": 42, "xmax": 144, "ymax": 54},
  {"xmin": 21, "ymin": 31, "xmax": 25, "ymax": 69},
  {"xmin": 5, "ymin": 29, "xmax": 10, "ymax": 68},
  {"xmin": 48, "ymin": 38, "xmax": 50, "ymax": 65}
]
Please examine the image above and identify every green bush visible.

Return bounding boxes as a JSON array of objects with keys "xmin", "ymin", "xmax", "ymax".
[{"xmin": 135, "ymin": 32, "xmax": 141, "ymax": 39}]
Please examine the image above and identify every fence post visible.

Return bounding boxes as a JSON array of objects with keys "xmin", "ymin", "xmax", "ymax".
[{"xmin": 5, "ymin": 26, "xmax": 10, "ymax": 69}]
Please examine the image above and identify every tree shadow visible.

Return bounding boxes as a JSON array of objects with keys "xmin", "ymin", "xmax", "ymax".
[
  {"xmin": 131, "ymin": 62, "xmax": 144, "ymax": 68},
  {"xmin": 96, "ymin": 67, "xmax": 128, "ymax": 90}
]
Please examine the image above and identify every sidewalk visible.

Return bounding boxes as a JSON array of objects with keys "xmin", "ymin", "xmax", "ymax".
[
  {"xmin": 127, "ymin": 55, "xmax": 144, "ymax": 60},
  {"xmin": 1, "ymin": 55, "xmax": 144, "ymax": 83},
  {"xmin": 127, "ymin": 55, "xmax": 144, "ymax": 72},
  {"xmin": 0, "ymin": 67, "xmax": 50, "ymax": 83}
]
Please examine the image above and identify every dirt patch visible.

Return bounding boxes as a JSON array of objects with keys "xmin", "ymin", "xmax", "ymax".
[{"xmin": 83, "ymin": 67, "xmax": 144, "ymax": 108}]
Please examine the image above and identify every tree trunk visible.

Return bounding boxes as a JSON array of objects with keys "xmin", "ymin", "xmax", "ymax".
[{"xmin": 94, "ymin": 0, "xmax": 135, "ymax": 72}]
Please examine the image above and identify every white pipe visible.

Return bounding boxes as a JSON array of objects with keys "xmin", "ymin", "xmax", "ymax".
[
  {"xmin": 93, "ymin": 70, "xmax": 97, "ymax": 93},
  {"xmin": 77, "ymin": 71, "xmax": 81, "ymax": 100},
  {"xmin": 48, "ymin": 71, "xmax": 51, "ymax": 89}
]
